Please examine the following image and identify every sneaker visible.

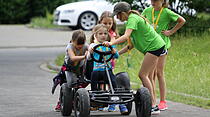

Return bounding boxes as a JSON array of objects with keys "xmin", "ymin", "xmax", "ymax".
[
  {"xmin": 98, "ymin": 107, "xmax": 104, "ymax": 111},
  {"xmin": 119, "ymin": 104, "xmax": 128, "ymax": 114},
  {"xmin": 151, "ymin": 106, "xmax": 160, "ymax": 115},
  {"xmin": 54, "ymin": 101, "xmax": 61, "ymax": 112},
  {"xmin": 158, "ymin": 101, "xmax": 168, "ymax": 111},
  {"xmin": 108, "ymin": 104, "xmax": 116, "ymax": 112}
]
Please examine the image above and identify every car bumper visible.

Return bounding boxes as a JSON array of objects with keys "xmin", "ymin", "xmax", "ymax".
[{"xmin": 53, "ymin": 10, "xmax": 78, "ymax": 26}]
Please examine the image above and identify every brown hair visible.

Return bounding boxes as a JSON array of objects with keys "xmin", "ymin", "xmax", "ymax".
[
  {"xmin": 163, "ymin": 0, "xmax": 169, "ymax": 8},
  {"xmin": 98, "ymin": 11, "xmax": 117, "ymax": 32},
  {"xmin": 90, "ymin": 24, "xmax": 111, "ymax": 43},
  {"xmin": 152, "ymin": 0, "xmax": 169, "ymax": 8},
  {"xmin": 71, "ymin": 29, "xmax": 86, "ymax": 45}
]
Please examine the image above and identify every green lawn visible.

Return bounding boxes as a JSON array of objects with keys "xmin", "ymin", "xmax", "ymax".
[
  {"xmin": 55, "ymin": 33, "xmax": 210, "ymax": 109},
  {"xmin": 114, "ymin": 33, "xmax": 210, "ymax": 109}
]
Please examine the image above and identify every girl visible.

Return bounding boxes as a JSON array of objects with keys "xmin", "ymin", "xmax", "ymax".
[
  {"xmin": 103, "ymin": 2, "xmax": 166, "ymax": 115},
  {"xmin": 98, "ymin": 11, "xmax": 118, "ymax": 69},
  {"xmin": 142, "ymin": 0, "xmax": 186, "ymax": 111},
  {"xmin": 88, "ymin": 24, "xmax": 128, "ymax": 114},
  {"xmin": 98, "ymin": 11, "xmax": 125, "ymax": 112},
  {"xmin": 55, "ymin": 29, "xmax": 89, "ymax": 111}
]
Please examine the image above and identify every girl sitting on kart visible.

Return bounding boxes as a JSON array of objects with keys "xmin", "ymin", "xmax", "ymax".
[
  {"xmin": 54, "ymin": 29, "xmax": 89, "ymax": 111},
  {"xmin": 88, "ymin": 24, "xmax": 128, "ymax": 114}
]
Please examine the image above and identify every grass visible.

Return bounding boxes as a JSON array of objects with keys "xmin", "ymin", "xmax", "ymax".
[
  {"xmin": 55, "ymin": 33, "xmax": 210, "ymax": 109},
  {"xmin": 28, "ymin": 12, "xmax": 62, "ymax": 29}
]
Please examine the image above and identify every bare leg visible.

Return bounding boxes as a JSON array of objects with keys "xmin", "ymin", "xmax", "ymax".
[
  {"xmin": 149, "ymin": 67, "xmax": 157, "ymax": 105},
  {"xmin": 139, "ymin": 53, "xmax": 159, "ymax": 107},
  {"xmin": 156, "ymin": 55, "xmax": 167, "ymax": 102}
]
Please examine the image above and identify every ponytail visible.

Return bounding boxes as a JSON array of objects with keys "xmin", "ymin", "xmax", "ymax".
[{"xmin": 128, "ymin": 10, "xmax": 150, "ymax": 24}]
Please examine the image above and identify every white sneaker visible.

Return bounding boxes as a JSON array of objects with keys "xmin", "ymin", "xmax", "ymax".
[{"xmin": 151, "ymin": 106, "xmax": 160, "ymax": 115}]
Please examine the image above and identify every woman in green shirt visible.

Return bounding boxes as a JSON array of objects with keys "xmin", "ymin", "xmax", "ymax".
[
  {"xmin": 103, "ymin": 2, "xmax": 166, "ymax": 115},
  {"xmin": 142, "ymin": 0, "xmax": 186, "ymax": 111}
]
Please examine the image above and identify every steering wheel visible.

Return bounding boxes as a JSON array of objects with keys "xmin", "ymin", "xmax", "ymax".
[{"xmin": 90, "ymin": 44, "xmax": 114, "ymax": 63}]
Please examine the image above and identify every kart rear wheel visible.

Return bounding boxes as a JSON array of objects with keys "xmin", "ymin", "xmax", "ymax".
[
  {"xmin": 135, "ymin": 87, "xmax": 152, "ymax": 117},
  {"xmin": 74, "ymin": 88, "xmax": 90, "ymax": 117},
  {"xmin": 116, "ymin": 72, "xmax": 130, "ymax": 90},
  {"xmin": 60, "ymin": 83, "xmax": 73, "ymax": 116},
  {"xmin": 116, "ymin": 72, "xmax": 132, "ymax": 115}
]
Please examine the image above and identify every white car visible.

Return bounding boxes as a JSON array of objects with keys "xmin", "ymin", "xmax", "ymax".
[{"xmin": 54, "ymin": 0, "xmax": 115, "ymax": 30}]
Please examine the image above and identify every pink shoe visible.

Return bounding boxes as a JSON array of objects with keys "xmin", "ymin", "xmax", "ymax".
[
  {"xmin": 54, "ymin": 101, "xmax": 61, "ymax": 112},
  {"xmin": 158, "ymin": 101, "xmax": 168, "ymax": 111}
]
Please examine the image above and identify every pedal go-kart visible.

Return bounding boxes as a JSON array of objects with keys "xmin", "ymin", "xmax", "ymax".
[{"xmin": 60, "ymin": 44, "xmax": 152, "ymax": 117}]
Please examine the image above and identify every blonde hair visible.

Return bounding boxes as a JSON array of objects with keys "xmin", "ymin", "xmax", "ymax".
[
  {"xmin": 128, "ymin": 10, "xmax": 150, "ymax": 24},
  {"xmin": 90, "ymin": 24, "xmax": 111, "ymax": 43}
]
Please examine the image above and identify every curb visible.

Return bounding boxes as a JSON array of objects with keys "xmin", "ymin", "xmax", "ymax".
[{"xmin": 47, "ymin": 61, "xmax": 61, "ymax": 72}]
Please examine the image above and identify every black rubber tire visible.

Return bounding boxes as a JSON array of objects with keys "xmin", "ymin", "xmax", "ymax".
[
  {"xmin": 115, "ymin": 72, "xmax": 132, "ymax": 115},
  {"xmin": 115, "ymin": 72, "xmax": 130, "ymax": 90},
  {"xmin": 60, "ymin": 83, "xmax": 73, "ymax": 116},
  {"xmin": 78, "ymin": 12, "xmax": 97, "ymax": 30},
  {"xmin": 74, "ymin": 88, "xmax": 90, "ymax": 117},
  {"xmin": 135, "ymin": 87, "xmax": 152, "ymax": 117}
]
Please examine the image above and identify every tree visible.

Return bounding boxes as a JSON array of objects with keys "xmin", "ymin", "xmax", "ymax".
[{"xmin": 109, "ymin": 0, "xmax": 210, "ymax": 15}]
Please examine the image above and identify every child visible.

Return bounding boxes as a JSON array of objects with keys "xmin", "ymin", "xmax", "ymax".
[
  {"xmin": 142, "ymin": 0, "xmax": 186, "ymax": 111},
  {"xmin": 103, "ymin": 2, "xmax": 166, "ymax": 115},
  {"xmin": 54, "ymin": 29, "xmax": 89, "ymax": 111},
  {"xmin": 98, "ymin": 11, "xmax": 118, "ymax": 69},
  {"xmin": 88, "ymin": 24, "xmax": 128, "ymax": 114},
  {"xmin": 98, "ymin": 11, "xmax": 126, "ymax": 112}
]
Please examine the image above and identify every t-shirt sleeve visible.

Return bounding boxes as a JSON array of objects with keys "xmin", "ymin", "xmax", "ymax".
[
  {"xmin": 65, "ymin": 43, "xmax": 72, "ymax": 52},
  {"xmin": 126, "ymin": 16, "xmax": 138, "ymax": 30},
  {"xmin": 166, "ymin": 8, "xmax": 180, "ymax": 22},
  {"xmin": 141, "ymin": 9, "xmax": 147, "ymax": 17}
]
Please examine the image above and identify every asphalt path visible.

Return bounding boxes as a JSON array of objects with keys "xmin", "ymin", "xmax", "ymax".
[{"xmin": 0, "ymin": 25, "xmax": 209, "ymax": 117}]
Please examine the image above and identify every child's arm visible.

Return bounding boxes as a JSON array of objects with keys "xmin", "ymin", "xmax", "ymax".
[
  {"xmin": 119, "ymin": 44, "xmax": 134, "ymax": 55},
  {"xmin": 111, "ymin": 48, "xmax": 119, "ymax": 59},
  {"xmin": 67, "ymin": 48, "xmax": 86, "ymax": 62},
  {"xmin": 162, "ymin": 16, "xmax": 186, "ymax": 36}
]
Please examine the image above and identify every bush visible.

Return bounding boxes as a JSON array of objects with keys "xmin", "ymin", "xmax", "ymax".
[{"xmin": 0, "ymin": 0, "xmax": 74, "ymax": 24}]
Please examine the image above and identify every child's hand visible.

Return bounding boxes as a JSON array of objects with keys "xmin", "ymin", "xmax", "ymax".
[
  {"xmin": 161, "ymin": 30, "xmax": 173, "ymax": 36},
  {"xmin": 84, "ymin": 51, "xmax": 88, "ymax": 58},
  {"xmin": 103, "ymin": 41, "xmax": 112, "ymax": 47},
  {"xmin": 88, "ymin": 47, "xmax": 94, "ymax": 54},
  {"xmin": 111, "ymin": 48, "xmax": 117, "ymax": 54}
]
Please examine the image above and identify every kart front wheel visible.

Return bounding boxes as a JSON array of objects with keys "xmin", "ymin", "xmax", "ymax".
[
  {"xmin": 74, "ymin": 88, "xmax": 90, "ymax": 117},
  {"xmin": 135, "ymin": 87, "xmax": 152, "ymax": 117}
]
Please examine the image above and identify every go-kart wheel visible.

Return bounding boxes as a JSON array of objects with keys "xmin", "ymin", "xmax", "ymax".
[
  {"xmin": 116, "ymin": 72, "xmax": 130, "ymax": 90},
  {"xmin": 74, "ymin": 88, "xmax": 90, "ymax": 117},
  {"xmin": 116, "ymin": 72, "xmax": 132, "ymax": 115},
  {"xmin": 60, "ymin": 83, "xmax": 73, "ymax": 116},
  {"xmin": 135, "ymin": 87, "xmax": 152, "ymax": 117}
]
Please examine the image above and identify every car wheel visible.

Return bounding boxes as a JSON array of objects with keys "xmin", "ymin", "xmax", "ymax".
[
  {"xmin": 78, "ymin": 12, "xmax": 97, "ymax": 30},
  {"xmin": 74, "ymin": 88, "xmax": 90, "ymax": 117},
  {"xmin": 60, "ymin": 83, "xmax": 73, "ymax": 116},
  {"xmin": 135, "ymin": 87, "xmax": 152, "ymax": 117}
]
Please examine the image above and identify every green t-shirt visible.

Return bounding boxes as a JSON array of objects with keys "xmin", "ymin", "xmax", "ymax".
[
  {"xmin": 126, "ymin": 13, "xmax": 165, "ymax": 54},
  {"xmin": 142, "ymin": 7, "xmax": 180, "ymax": 49}
]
